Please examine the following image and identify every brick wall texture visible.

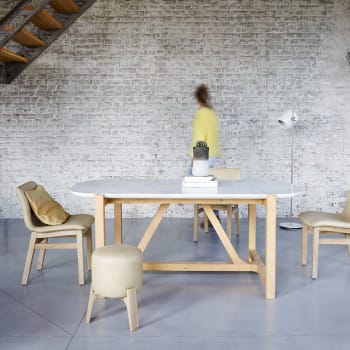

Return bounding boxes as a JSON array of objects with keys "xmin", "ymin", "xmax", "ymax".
[{"xmin": 0, "ymin": 0, "xmax": 349, "ymax": 218}]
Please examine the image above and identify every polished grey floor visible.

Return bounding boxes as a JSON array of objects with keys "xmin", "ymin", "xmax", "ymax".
[{"xmin": 1, "ymin": 217, "xmax": 350, "ymax": 350}]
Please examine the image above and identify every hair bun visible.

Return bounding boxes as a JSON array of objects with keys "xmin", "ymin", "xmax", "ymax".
[
  {"xmin": 195, "ymin": 84, "xmax": 210, "ymax": 106},
  {"xmin": 198, "ymin": 84, "xmax": 208, "ymax": 92}
]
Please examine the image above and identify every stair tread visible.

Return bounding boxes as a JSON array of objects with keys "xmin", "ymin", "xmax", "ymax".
[
  {"xmin": 1, "ymin": 0, "xmax": 98, "ymax": 83},
  {"xmin": 0, "ymin": 47, "xmax": 29, "ymax": 63},
  {"xmin": 50, "ymin": 0, "xmax": 80, "ymax": 14},
  {"xmin": 23, "ymin": 5, "xmax": 64, "ymax": 30},
  {"xmin": 3, "ymin": 25, "xmax": 45, "ymax": 47}
]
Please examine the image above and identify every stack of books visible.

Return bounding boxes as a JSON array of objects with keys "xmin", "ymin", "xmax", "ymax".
[{"xmin": 182, "ymin": 175, "xmax": 218, "ymax": 188}]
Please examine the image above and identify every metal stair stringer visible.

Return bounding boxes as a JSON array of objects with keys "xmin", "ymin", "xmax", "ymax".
[{"xmin": 0, "ymin": 0, "xmax": 97, "ymax": 84}]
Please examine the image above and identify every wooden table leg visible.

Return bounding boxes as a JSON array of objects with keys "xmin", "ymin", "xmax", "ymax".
[
  {"xmin": 138, "ymin": 203, "xmax": 169, "ymax": 252},
  {"xmin": 202, "ymin": 204, "xmax": 245, "ymax": 265},
  {"xmin": 114, "ymin": 203, "xmax": 122, "ymax": 244},
  {"xmin": 94, "ymin": 194, "xmax": 106, "ymax": 249},
  {"xmin": 248, "ymin": 204, "xmax": 256, "ymax": 262},
  {"xmin": 265, "ymin": 195, "xmax": 277, "ymax": 299}
]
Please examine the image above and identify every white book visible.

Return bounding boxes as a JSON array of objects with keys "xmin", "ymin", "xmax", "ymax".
[
  {"xmin": 184, "ymin": 175, "xmax": 215, "ymax": 182},
  {"xmin": 182, "ymin": 179, "xmax": 218, "ymax": 188},
  {"xmin": 182, "ymin": 186, "xmax": 218, "ymax": 193}
]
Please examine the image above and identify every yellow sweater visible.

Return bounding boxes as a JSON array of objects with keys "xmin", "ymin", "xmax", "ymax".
[{"xmin": 191, "ymin": 107, "xmax": 221, "ymax": 158}]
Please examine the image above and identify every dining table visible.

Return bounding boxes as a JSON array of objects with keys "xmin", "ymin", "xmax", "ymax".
[{"xmin": 71, "ymin": 178, "xmax": 295, "ymax": 299}]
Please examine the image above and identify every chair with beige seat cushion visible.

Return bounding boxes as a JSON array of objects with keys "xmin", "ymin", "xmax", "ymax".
[
  {"xmin": 193, "ymin": 168, "xmax": 241, "ymax": 242},
  {"xmin": 299, "ymin": 192, "xmax": 350, "ymax": 279},
  {"xmin": 16, "ymin": 181, "xmax": 94, "ymax": 286},
  {"xmin": 86, "ymin": 245, "xmax": 143, "ymax": 331}
]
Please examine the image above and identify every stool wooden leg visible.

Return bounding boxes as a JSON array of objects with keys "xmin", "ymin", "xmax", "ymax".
[
  {"xmin": 123, "ymin": 288, "xmax": 139, "ymax": 331},
  {"xmin": 86, "ymin": 284, "xmax": 97, "ymax": 323}
]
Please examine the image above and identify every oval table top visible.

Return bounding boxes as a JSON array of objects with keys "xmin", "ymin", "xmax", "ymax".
[{"xmin": 71, "ymin": 178, "xmax": 298, "ymax": 200}]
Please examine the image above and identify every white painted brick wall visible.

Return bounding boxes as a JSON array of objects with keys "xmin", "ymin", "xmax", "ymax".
[{"xmin": 0, "ymin": 0, "xmax": 349, "ymax": 218}]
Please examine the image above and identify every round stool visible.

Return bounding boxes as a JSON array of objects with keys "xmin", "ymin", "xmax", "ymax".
[{"xmin": 85, "ymin": 244, "xmax": 143, "ymax": 331}]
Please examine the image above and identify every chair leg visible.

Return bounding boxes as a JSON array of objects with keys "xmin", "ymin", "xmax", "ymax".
[
  {"xmin": 76, "ymin": 232, "xmax": 85, "ymax": 285},
  {"xmin": 204, "ymin": 214, "xmax": 209, "ymax": 233},
  {"xmin": 226, "ymin": 206, "xmax": 232, "ymax": 240},
  {"xmin": 36, "ymin": 238, "xmax": 47, "ymax": 271},
  {"xmin": 22, "ymin": 233, "xmax": 37, "ymax": 285},
  {"xmin": 193, "ymin": 205, "xmax": 199, "ymax": 242},
  {"xmin": 302, "ymin": 224, "xmax": 308, "ymax": 266},
  {"xmin": 86, "ymin": 229, "xmax": 92, "ymax": 270},
  {"xmin": 312, "ymin": 227, "xmax": 320, "ymax": 279},
  {"xmin": 85, "ymin": 284, "xmax": 97, "ymax": 323},
  {"xmin": 234, "ymin": 205, "xmax": 240, "ymax": 236},
  {"xmin": 123, "ymin": 287, "xmax": 139, "ymax": 331},
  {"xmin": 345, "ymin": 234, "xmax": 350, "ymax": 256}
]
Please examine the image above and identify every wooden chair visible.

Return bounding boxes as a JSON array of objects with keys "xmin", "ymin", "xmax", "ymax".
[
  {"xmin": 299, "ymin": 192, "xmax": 350, "ymax": 279},
  {"xmin": 16, "ymin": 181, "xmax": 94, "ymax": 285},
  {"xmin": 193, "ymin": 168, "xmax": 240, "ymax": 242}
]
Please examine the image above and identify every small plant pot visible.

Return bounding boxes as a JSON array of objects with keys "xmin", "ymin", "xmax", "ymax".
[
  {"xmin": 193, "ymin": 146, "xmax": 209, "ymax": 160},
  {"xmin": 192, "ymin": 146, "xmax": 209, "ymax": 176},
  {"xmin": 192, "ymin": 160, "xmax": 209, "ymax": 176}
]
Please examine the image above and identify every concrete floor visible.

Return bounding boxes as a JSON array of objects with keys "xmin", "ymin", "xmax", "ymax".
[{"xmin": 1, "ymin": 217, "xmax": 350, "ymax": 350}]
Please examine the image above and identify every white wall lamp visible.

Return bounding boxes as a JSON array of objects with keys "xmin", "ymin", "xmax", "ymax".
[{"xmin": 278, "ymin": 108, "xmax": 302, "ymax": 230}]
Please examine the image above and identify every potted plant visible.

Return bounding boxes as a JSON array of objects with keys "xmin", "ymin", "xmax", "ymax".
[
  {"xmin": 193, "ymin": 140, "xmax": 209, "ymax": 160},
  {"xmin": 192, "ymin": 140, "xmax": 209, "ymax": 176}
]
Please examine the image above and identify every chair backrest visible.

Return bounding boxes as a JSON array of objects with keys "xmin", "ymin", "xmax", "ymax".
[
  {"xmin": 16, "ymin": 181, "xmax": 43, "ymax": 231},
  {"xmin": 209, "ymin": 168, "xmax": 241, "ymax": 180},
  {"xmin": 340, "ymin": 192, "xmax": 350, "ymax": 221}
]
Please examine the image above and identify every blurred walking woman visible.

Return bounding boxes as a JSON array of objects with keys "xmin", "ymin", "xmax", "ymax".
[{"xmin": 191, "ymin": 84, "xmax": 221, "ymax": 167}]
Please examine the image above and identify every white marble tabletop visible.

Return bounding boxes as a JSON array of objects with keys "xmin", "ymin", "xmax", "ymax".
[{"xmin": 71, "ymin": 178, "xmax": 297, "ymax": 199}]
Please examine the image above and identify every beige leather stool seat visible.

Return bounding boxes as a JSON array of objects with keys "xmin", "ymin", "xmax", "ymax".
[{"xmin": 86, "ymin": 245, "xmax": 143, "ymax": 331}]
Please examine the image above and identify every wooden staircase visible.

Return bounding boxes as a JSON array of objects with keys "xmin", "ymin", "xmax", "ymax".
[{"xmin": 0, "ymin": 0, "xmax": 97, "ymax": 84}]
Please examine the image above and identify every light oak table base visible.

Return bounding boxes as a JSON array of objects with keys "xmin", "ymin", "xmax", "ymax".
[{"xmin": 94, "ymin": 195, "xmax": 277, "ymax": 299}]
